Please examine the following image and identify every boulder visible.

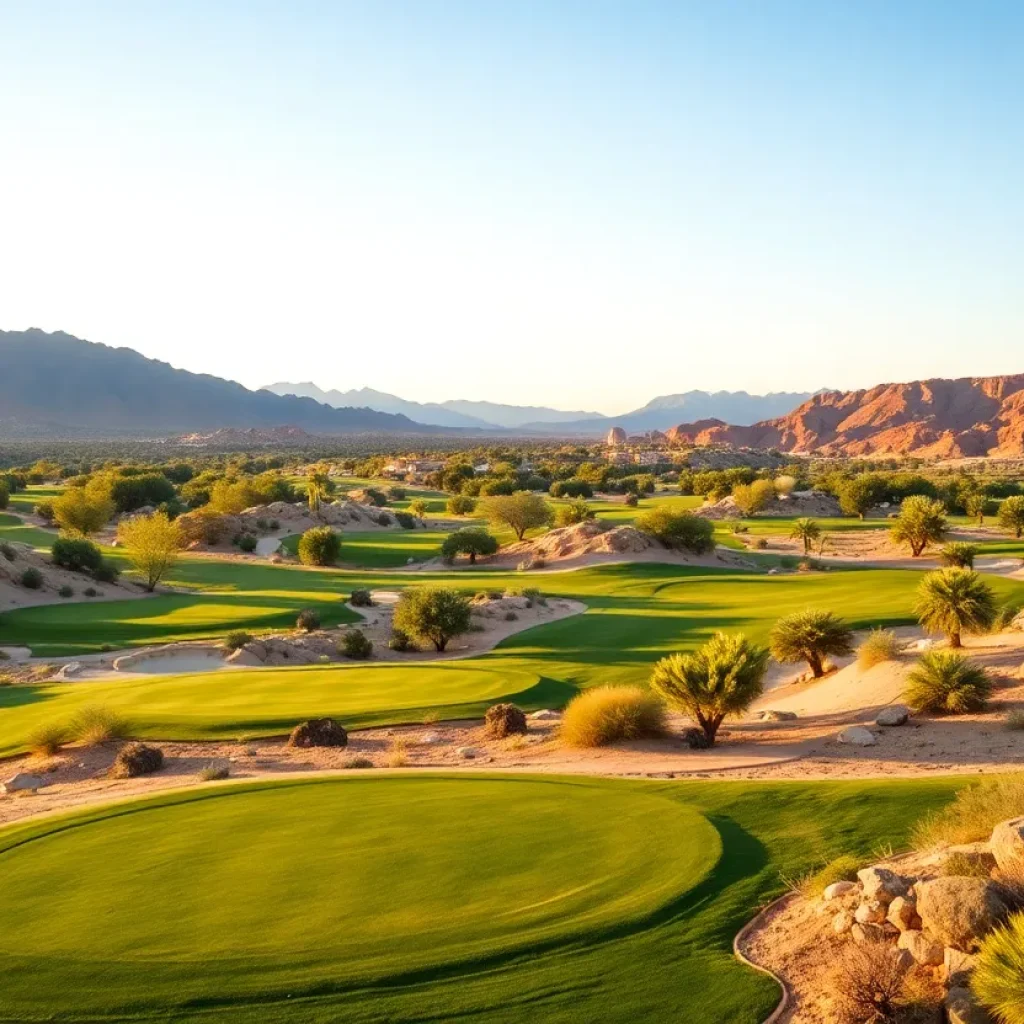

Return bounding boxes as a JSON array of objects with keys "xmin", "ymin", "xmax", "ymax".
[
  {"xmin": 875, "ymin": 705, "xmax": 910, "ymax": 727},
  {"xmin": 832, "ymin": 910, "xmax": 854, "ymax": 935},
  {"xmin": 944, "ymin": 947, "xmax": 979, "ymax": 988},
  {"xmin": 850, "ymin": 922, "xmax": 887, "ymax": 944},
  {"xmin": 915, "ymin": 876, "xmax": 1010, "ymax": 951},
  {"xmin": 1, "ymin": 773, "xmax": 46, "ymax": 794},
  {"xmin": 287, "ymin": 718, "xmax": 348, "ymax": 749},
  {"xmin": 945, "ymin": 987, "xmax": 992, "ymax": 1024},
  {"xmin": 824, "ymin": 880, "xmax": 858, "ymax": 900},
  {"xmin": 838, "ymin": 726, "xmax": 876, "ymax": 746},
  {"xmin": 886, "ymin": 896, "xmax": 921, "ymax": 932},
  {"xmin": 457, "ymin": 746, "xmax": 478, "ymax": 759},
  {"xmin": 857, "ymin": 866, "xmax": 912, "ymax": 904},
  {"xmin": 990, "ymin": 816, "xmax": 1024, "ymax": 876},
  {"xmin": 759, "ymin": 710, "xmax": 798, "ymax": 722},
  {"xmin": 855, "ymin": 900, "xmax": 887, "ymax": 925},
  {"xmin": 897, "ymin": 929, "xmax": 943, "ymax": 966}
]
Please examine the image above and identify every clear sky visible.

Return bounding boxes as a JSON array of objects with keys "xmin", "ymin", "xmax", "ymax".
[{"xmin": 1, "ymin": 1, "xmax": 1021, "ymax": 415}]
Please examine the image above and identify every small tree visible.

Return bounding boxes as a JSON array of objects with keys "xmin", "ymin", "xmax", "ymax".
[
  {"xmin": 555, "ymin": 499, "xmax": 595, "ymax": 527},
  {"xmin": 446, "ymin": 494, "xmax": 477, "ymax": 516},
  {"xmin": 306, "ymin": 470, "xmax": 330, "ymax": 514},
  {"xmin": 774, "ymin": 475, "xmax": 797, "ymax": 498},
  {"xmin": 297, "ymin": 526, "xmax": 342, "ymax": 566},
  {"xmin": 890, "ymin": 495, "xmax": 947, "ymax": 556},
  {"xmin": 965, "ymin": 492, "xmax": 992, "ymax": 525},
  {"xmin": 789, "ymin": 517, "xmax": 821, "ymax": 555},
  {"xmin": 732, "ymin": 479, "xmax": 775, "ymax": 516},
  {"xmin": 0, "ymin": 479, "xmax": 8, "ymax": 510},
  {"xmin": 52, "ymin": 488, "xmax": 114, "ymax": 537},
  {"xmin": 939, "ymin": 541, "xmax": 979, "ymax": 568},
  {"xmin": 635, "ymin": 507, "xmax": 715, "ymax": 554},
  {"xmin": 116, "ymin": 511, "xmax": 184, "ymax": 591},
  {"xmin": 999, "ymin": 495, "xmax": 1024, "ymax": 539},
  {"xmin": 409, "ymin": 498, "xmax": 429, "ymax": 521},
  {"xmin": 837, "ymin": 477, "xmax": 876, "ymax": 519},
  {"xmin": 393, "ymin": 587, "xmax": 471, "ymax": 652},
  {"xmin": 915, "ymin": 567, "xmax": 997, "ymax": 648},
  {"xmin": 480, "ymin": 492, "xmax": 552, "ymax": 542},
  {"xmin": 650, "ymin": 632, "xmax": 769, "ymax": 746},
  {"xmin": 51, "ymin": 537, "xmax": 104, "ymax": 573},
  {"xmin": 769, "ymin": 609, "xmax": 854, "ymax": 678},
  {"xmin": 440, "ymin": 527, "xmax": 499, "ymax": 565}
]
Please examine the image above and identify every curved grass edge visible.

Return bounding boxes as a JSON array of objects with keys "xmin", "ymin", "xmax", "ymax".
[{"xmin": 732, "ymin": 892, "xmax": 794, "ymax": 1024}]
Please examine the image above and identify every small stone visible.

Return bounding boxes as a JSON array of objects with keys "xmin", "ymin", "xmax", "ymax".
[
  {"xmin": 457, "ymin": 746, "xmax": 477, "ymax": 759},
  {"xmin": 897, "ymin": 929, "xmax": 944, "ymax": 966},
  {"xmin": 857, "ymin": 866, "xmax": 912, "ymax": 904},
  {"xmin": 887, "ymin": 896, "xmax": 921, "ymax": 932},
  {"xmin": 875, "ymin": 705, "xmax": 910, "ymax": 727},
  {"xmin": 530, "ymin": 709, "xmax": 561, "ymax": 721},
  {"xmin": 824, "ymin": 880, "xmax": 858, "ymax": 900},
  {"xmin": 855, "ymin": 900, "xmax": 887, "ymax": 925},
  {"xmin": 832, "ymin": 910, "xmax": 854, "ymax": 935},
  {"xmin": 945, "ymin": 986, "xmax": 991, "ymax": 1024},
  {"xmin": 851, "ymin": 922, "xmax": 887, "ymax": 944},
  {"xmin": 419, "ymin": 733, "xmax": 443, "ymax": 745},
  {"xmin": 838, "ymin": 726, "xmax": 876, "ymax": 746},
  {"xmin": 1, "ymin": 773, "xmax": 46, "ymax": 794},
  {"xmin": 759, "ymin": 710, "xmax": 798, "ymax": 722}
]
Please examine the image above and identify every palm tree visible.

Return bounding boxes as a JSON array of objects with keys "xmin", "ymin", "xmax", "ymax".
[
  {"xmin": 789, "ymin": 517, "xmax": 821, "ymax": 555},
  {"xmin": 649, "ymin": 632, "xmax": 769, "ymax": 746},
  {"xmin": 939, "ymin": 542, "xmax": 979, "ymax": 568},
  {"xmin": 769, "ymin": 608, "xmax": 855, "ymax": 678},
  {"xmin": 307, "ymin": 471, "xmax": 330, "ymax": 515},
  {"xmin": 904, "ymin": 651, "xmax": 991, "ymax": 714},
  {"xmin": 915, "ymin": 568, "xmax": 997, "ymax": 648}
]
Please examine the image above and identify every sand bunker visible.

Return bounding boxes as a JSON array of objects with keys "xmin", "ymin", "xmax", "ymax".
[
  {"xmin": 695, "ymin": 490, "xmax": 844, "ymax": 520},
  {"xmin": 113, "ymin": 646, "xmax": 231, "ymax": 675}
]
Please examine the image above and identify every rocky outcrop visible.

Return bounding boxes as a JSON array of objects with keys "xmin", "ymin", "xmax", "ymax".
[
  {"xmin": 668, "ymin": 373, "xmax": 1024, "ymax": 457},
  {"xmin": 915, "ymin": 877, "xmax": 1010, "ymax": 952}
]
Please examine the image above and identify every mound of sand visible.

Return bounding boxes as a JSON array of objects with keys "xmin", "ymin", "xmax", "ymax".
[
  {"xmin": 0, "ymin": 542, "xmax": 143, "ymax": 610},
  {"xmin": 504, "ymin": 520, "xmax": 657, "ymax": 562},
  {"xmin": 695, "ymin": 489, "xmax": 843, "ymax": 520}
]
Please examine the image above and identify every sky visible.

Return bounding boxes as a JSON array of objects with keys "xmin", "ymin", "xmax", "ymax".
[{"xmin": 1, "ymin": 1, "xmax": 1022, "ymax": 416}]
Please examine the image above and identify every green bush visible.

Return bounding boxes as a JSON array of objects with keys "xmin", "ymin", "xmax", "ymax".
[
  {"xmin": 296, "ymin": 608, "xmax": 321, "ymax": 632},
  {"xmin": 440, "ymin": 527, "xmax": 499, "ymax": 565},
  {"xmin": 58, "ymin": 585, "xmax": 74, "ymax": 599},
  {"xmin": 349, "ymin": 589, "xmax": 373, "ymax": 607},
  {"xmin": 634, "ymin": 507, "xmax": 715, "ymax": 554},
  {"xmin": 0, "ymin": 541, "xmax": 15, "ymax": 561},
  {"xmin": 974, "ymin": 913, "xmax": 1024, "ymax": 1024},
  {"xmin": 904, "ymin": 651, "xmax": 991, "ymax": 714},
  {"xmin": 393, "ymin": 587, "xmax": 471, "ymax": 652},
  {"xmin": 68, "ymin": 705, "xmax": 131, "ymax": 745},
  {"xmin": 446, "ymin": 494, "xmax": 477, "ymax": 516},
  {"xmin": 92, "ymin": 560, "xmax": 120, "ymax": 584},
  {"xmin": 224, "ymin": 630, "xmax": 253, "ymax": 651},
  {"xmin": 394, "ymin": 511, "xmax": 416, "ymax": 530},
  {"xmin": 19, "ymin": 567, "xmax": 43, "ymax": 590},
  {"xmin": 915, "ymin": 568, "xmax": 997, "ymax": 647},
  {"xmin": 51, "ymin": 537, "xmax": 104, "ymax": 573},
  {"xmin": 939, "ymin": 541, "xmax": 980, "ymax": 568},
  {"xmin": 560, "ymin": 686, "xmax": 667, "ymax": 748},
  {"xmin": 83, "ymin": 586, "xmax": 98, "ymax": 598},
  {"xmin": 237, "ymin": 533, "xmax": 258, "ymax": 553},
  {"xmin": 555, "ymin": 499, "xmax": 594, "ymax": 527},
  {"xmin": 388, "ymin": 629, "xmax": 415, "ymax": 652},
  {"xmin": 297, "ymin": 526, "xmax": 341, "ymax": 566},
  {"xmin": 340, "ymin": 629, "xmax": 373, "ymax": 659}
]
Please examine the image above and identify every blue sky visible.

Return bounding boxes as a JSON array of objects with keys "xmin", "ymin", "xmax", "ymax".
[{"xmin": 1, "ymin": 1, "xmax": 1021, "ymax": 414}]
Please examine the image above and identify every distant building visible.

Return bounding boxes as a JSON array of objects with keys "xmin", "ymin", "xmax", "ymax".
[{"xmin": 382, "ymin": 458, "xmax": 443, "ymax": 477}]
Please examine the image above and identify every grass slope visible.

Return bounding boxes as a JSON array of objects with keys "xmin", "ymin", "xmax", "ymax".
[{"xmin": 0, "ymin": 773, "xmax": 963, "ymax": 1024}]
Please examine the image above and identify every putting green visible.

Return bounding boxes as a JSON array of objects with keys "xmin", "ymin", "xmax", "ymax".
[{"xmin": 0, "ymin": 776, "xmax": 719, "ymax": 1020}]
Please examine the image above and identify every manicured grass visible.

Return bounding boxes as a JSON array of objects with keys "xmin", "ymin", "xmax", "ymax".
[
  {"xmin": 0, "ymin": 772, "xmax": 964, "ymax": 1024},
  {"xmin": 281, "ymin": 528, "xmax": 452, "ymax": 568},
  {"xmin": 4, "ymin": 484, "xmax": 63, "ymax": 514},
  {"xmin": 0, "ymin": 513, "xmax": 58, "ymax": 551}
]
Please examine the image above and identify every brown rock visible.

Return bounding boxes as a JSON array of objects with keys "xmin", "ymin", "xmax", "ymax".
[
  {"xmin": 944, "ymin": 947, "xmax": 979, "ymax": 988},
  {"xmin": 887, "ymin": 896, "xmax": 921, "ymax": 932},
  {"xmin": 850, "ymin": 922, "xmax": 887, "ymax": 944},
  {"xmin": 990, "ymin": 817, "xmax": 1024, "ymax": 876},
  {"xmin": 915, "ymin": 877, "xmax": 1010, "ymax": 951},
  {"xmin": 857, "ymin": 866, "xmax": 912, "ymax": 904},
  {"xmin": 897, "ymin": 929, "xmax": 944, "ymax": 966},
  {"xmin": 855, "ymin": 900, "xmax": 887, "ymax": 925}
]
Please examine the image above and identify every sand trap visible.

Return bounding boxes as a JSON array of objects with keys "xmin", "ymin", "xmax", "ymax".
[
  {"xmin": 112, "ymin": 646, "xmax": 230, "ymax": 675},
  {"xmin": 255, "ymin": 536, "xmax": 282, "ymax": 557},
  {"xmin": 0, "ymin": 647, "xmax": 32, "ymax": 663}
]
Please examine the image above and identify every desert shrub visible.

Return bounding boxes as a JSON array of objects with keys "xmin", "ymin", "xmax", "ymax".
[
  {"xmin": 624, "ymin": 493, "xmax": 639, "ymax": 507},
  {"xmin": 915, "ymin": 568, "xmax": 997, "ymax": 647},
  {"xmin": 237, "ymin": 533, "xmax": 258, "ymax": 553},
  {"xmin": 769, "ymin": 608, "xmax": 855, "ymax": 678},
  {"xmin": 58, "ymin": 585, "xmax": 74, "ymax": 599},
  {"xmin": 440, "ymin": 527, "xmax": 499, "ymax": 565},
  {"xmin": 28, "ymin": 721, "xmax": 68, "ymax": 757},
  {"xmin": 549, "ymin": 479, "xmax": 593, "ymax": 499},
  {"xmin": 83, "ymin": 586, "xmax": 98, "ymax": 598},
  {"xmin": 109, "ymin": 742, "xmax": 164, "ymax": 779},
  {"xmin": 521, "ymin": 587, "xmax": 544, "ymax": 607},
  {"xmin": 754, "ymin": 537, "xmax": 768, "ymax": 550},
  {"xmin": 92, "ymin": 560, "xmax": 120, "ymax": 584},
  {"xmin": 296, "ymin": 608, "xmax": 321, "ymax": 632},
  {"xmin": 999, "ymin": 495, "xmax": 1024, "ymax": 539},
  {"xmin": 376, "ymin": 512, "xmax": 392, "ymax": 526},
  {"xmin": 504, "ymin": 610, "xmax": 518, "ymax": 621},
  {"xmin": 344, "ymin": 756, "xmax": 375, "ymax": 769},
  {"xmin": 386, "ymin": 485, "xmax": 407, "ymax": 501},
  {"xmin": 787, "ymin": 854, "xmax": 861, "ymax": 899},
  {"xmin": 635, "ymin": 507, "xmax": 715, "ymax": 554},
  {"xmin": 994, "ymin": 602, "xmax": 1023, "ymax": 633},
  {"xmin": 858, "ymin": 628, "xmax": 901, "ymax": 669},
  {"xmin": 34, "ymin": 499, "xmax": 55, "ymax": 523},
  {"xmin": 287, "ymin": 718, "xmax": 348, "ymax": 748},
  {"xmin": 198, "ymin": 763, "xmax": 230, "ymax": 782},
  {"xmin": 394, "ymin": 511, "xmax": 416, "ymax": 530},
  {"xmin": 51, "ymin": 537, "xmax": 103, "ymax": 573},
  {"xmin": 340, "ymin": 629, "xmax": 373, "ymax": 659},
  {"xmin": 904, "ymin": 651, "xmax": 992, "ymax": 714},
  {"xmin": 554, "ymin": 499, "xmax": 595, "ymax": 527},
  {"xmin": 68, "ymin": 706, "xmax": 132, "ymax": 745},
  {"xmin": 224, "ymin": 630, "xmax": 252, "ymax": 651},
  {"xmin": 393, "ymin": 587, "xmax": 471, "ymax": 652},
  {"xmin": 828, "ymin": 939, "xmax": 913, "ymax": 1024},
  {"xmin": 484, "ymin": 703, "xmax": 528, "ymax": 739},
  {"xmin": 940, "ymin": 541, "xmax": 980, "ymax": 568},
  {"xmin": 560, "ymin": 686, "xmax": 667, "ymax": 748},
  {"xmin": 19, "ymin": 567, "xmax": 43, "ymax": 590},
  {"xmin": 0, "ymin": 541, "xmax": 16, "ymax": 561},
  {"xmin": 297, "ymin": 525, "xmax": 342, "ymax": 566},
  {"xmin": 774, "ymin": 474, "xmax": 797, "ymax": 497},
  {"xmin": 386, "ymin": 737, "xmax": 409, "ymax": 767},
  {"xmin": 1006, "ymin": 710, "xmax": 1024, "ymax": 731},
  {"xmin": 650, "ymin": 632, "xmax": 769, "ymax": 745},
  {"xmin": 349, "ymin": 589, "xmax": 373, "ymax": 607},
  {"xmin": 388, "ymin": 629, "xmax": 415, "ymax": 652},
  {"xmin": 974, "ymin": 913, "xmax": 1024, "ymax": 1024},
  {"xmin": 117, "ymin": 511, "xmax": 184, "ymax": 591},
  {"xmin": 52, "ymin": 487, "xmax": 114, "ymax": 537},
  {"xmin": 446, "ymin": 494, "xmax": 477, "ymax": 516},
  {"xmin": 915, "ymin": 776, "xmax": 1024, "ymax": 848},
  {"xmin": 731, "ymin": 479, "xmax": 775, "ymax": 516}
]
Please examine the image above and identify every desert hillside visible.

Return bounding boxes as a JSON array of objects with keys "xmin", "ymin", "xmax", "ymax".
[{"xmin": 667, "ymin": 373, "xmax": 1024, "ymax": 457}]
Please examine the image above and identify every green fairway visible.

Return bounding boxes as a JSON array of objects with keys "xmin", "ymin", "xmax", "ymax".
[
  {"xmin": 0, "ymin": 513, "xmax": 58, "ymax": 551},
  {"xmin": 4, "ymin": 484, "xmax": 63, "ymax": 514},
  {"xmin": 280, "ymin": 528, "xmax": 452, "ymax": 567},
  {"xmin": 0, "ymin": 772, "xmax": 963, "ymax": 1024}
]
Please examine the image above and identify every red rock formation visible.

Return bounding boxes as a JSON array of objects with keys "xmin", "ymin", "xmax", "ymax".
[{"xmin": 668, "ymin": 375, "xmax": 1024, "ymax": 457}]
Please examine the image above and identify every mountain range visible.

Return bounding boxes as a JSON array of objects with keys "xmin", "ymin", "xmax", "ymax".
[
  {"xmin": 666, "ymin": 375, "xmax": 1024, "ymax": 458},
  {"xmin": 263, "ymin": 381, "xmax": 813, "ymax": 433}
]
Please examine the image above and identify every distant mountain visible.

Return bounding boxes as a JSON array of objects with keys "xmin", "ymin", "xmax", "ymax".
[
  {"xmin": 437, "ymin": 399, "xmax": 605, "ymax": 429},
  {"xmin": 520, "ymin": 390, "xmax": 815, "ymax": 434},
  {"xmin": 0, "ymin": 330, "xmax": 432, "ymax": 437},
  {"xmin": 262, "ymin": 382, "xmax": 495, "ymax": 429},
  {"xmin": 665, "ymin": 375, "xmax": 1024, "ymax": 457}
]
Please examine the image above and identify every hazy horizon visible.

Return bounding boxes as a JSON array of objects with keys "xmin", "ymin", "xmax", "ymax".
[{"xmin": 2, "ymin": 1, "xmax": 1022, "ymax": 411}]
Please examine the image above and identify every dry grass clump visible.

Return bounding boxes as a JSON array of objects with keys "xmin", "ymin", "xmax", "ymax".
[
  {"xmin": 109, "ymin": 742, "xmax": 163, "ymax": 779},
  {"xmin": 198, "ymin": 763, "xmax": 230, "ymax": 782},
  {"xmin": 942, "ymin": 851, "xmax": 992, "ymax": 878},
  {"xmin": 560, "ymin": 686, "xmax": 667, "ymax": 748},
  {"xmin": 386, "ymin": 738, "xmax": 409, "ymax": 767},
  {"xmin": 785, "ymin": 853, "xmax": 860, "ymax": 900},
  {"xmin": 343, "ymin": 756, "xmax": 374, "ymax": 769},
  {"xmin": 483, "ymin": 703, "xmax": 527, "ymax": 739},
  {"xmin": 28, "ymin": 721, "xmax": 68, "ymax": 757},
  {"xmin": 913, "ymin": 776, "xmax": 1024, "ymax": 848},
  {"xmin": 1006, "ymin": 710, "xmax": 1024, "ymax": 731},
  {"xmin": 828, "ymin": 939, "xmax": 917, "ymax": 1024},
  {"xmin": 974, "ymin": 912, "xmax": 1024, "ymax": 1024},
  {"xmin": 858, "ymin": 628, "xmax": 901, "ymax": 670},
  {"xmin": 67, "ymin": 705, "xmax": 132, "ymax": 746}
]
